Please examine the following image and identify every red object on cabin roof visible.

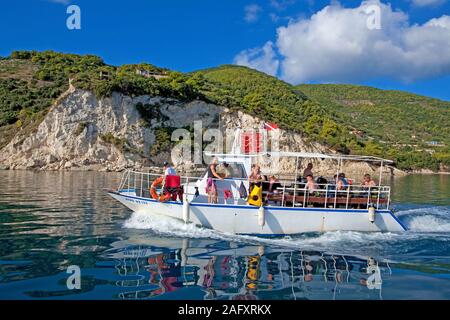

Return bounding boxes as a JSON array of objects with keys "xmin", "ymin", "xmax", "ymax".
[
  {"xmin": 264, "ymin": 122, "xmax": 279, "ymax": 131},
  {"xmin": 241, "ymin": 132, "xmax": 263, "ymax": 154}
]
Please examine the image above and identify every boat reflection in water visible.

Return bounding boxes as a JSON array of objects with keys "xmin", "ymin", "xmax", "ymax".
[{"xmin": 105, "ymin": 238, "xmax": 388, "ymax": 300}]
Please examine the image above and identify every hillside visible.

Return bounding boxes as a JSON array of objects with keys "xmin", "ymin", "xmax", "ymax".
[
  {"xmin": 195, "ymin": 65, "xmax": 357, "ymax": 154},
  {"xmin": 0, "ymin": 50, "xmax": 448, "ymax": 171},
  {"xmin": 297, "ymin": 84, "xmax": 450, "ymax": 170}
]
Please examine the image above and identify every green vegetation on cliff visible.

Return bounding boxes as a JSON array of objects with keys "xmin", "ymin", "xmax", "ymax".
[
  {"xmin": 0, "ymin": 50, "xmax": 448, "ymax": 171},
  {"xmin": 298, "ymin": 84, "xmax": 450, "ymax": 170},
  {"xmin": 297, "ymin": 84, "xmax": 449, "ymax": 145}
]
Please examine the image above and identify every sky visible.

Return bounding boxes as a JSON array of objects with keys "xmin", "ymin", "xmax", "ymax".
[{"xmin": 1, "ymin": 0, "xmax": 449, "ymax": 100}]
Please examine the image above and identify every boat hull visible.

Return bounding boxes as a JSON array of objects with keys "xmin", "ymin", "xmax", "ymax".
[{"xmin": 108, "ymin": 191, "xmax": 407, "ymax": 235}]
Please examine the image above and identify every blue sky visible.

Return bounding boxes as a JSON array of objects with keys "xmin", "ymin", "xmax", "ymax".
[{"xmin": 1, "ymin": 0, "xmax": 449, "ymax": 100}]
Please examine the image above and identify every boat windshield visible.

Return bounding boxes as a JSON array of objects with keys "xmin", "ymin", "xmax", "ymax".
[{"xmin": 226, "ymin": 162, "xmax": 248, "ymax": 179}]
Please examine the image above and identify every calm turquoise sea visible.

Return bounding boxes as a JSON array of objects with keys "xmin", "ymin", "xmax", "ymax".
[{"xmin": 0, "ymin": 171, "xmax": 449, "ymax": 300}]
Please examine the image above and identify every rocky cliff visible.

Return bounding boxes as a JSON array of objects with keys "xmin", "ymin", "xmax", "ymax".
[{"xmin": 0, "ymin": 88, "xmax": 402, "ymax": 178}]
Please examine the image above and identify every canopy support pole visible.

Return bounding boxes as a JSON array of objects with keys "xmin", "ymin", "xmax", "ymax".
[
  {"xmin": 379, "ymin": 160, "xmax": 383, "ymax": 187},
  {"xmin": 337, "ymin": 158, "xmax": 342, "ymax": 177},
  {"xmin": 334, "ymin": 158, "xmax": 341, "ymax": 209},
  {"xmin": 293, "ymin": 156, "xmax": 299, "ymax": 207}
]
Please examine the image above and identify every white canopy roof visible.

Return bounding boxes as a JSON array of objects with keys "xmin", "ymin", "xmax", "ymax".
[{"xmin": 205, "ymin": 151, "xmax": 393, "ymax": 164}]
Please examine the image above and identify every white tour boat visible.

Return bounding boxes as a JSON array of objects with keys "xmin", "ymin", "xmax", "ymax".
[{"xmin": 107, "ymin": 130, "xmax": 407, "ymax": 236}]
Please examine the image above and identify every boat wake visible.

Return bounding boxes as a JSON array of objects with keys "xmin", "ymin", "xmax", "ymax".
[
  {"xmin": 123, "ymin": 205, "xmax": 450, "ymax": 258},
  {"xmin": 395, "ymin": 206, "xmax": 450, "ymax": 233}
]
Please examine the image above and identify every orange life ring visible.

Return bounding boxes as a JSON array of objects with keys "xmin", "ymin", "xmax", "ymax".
[{"xmin": 150, "ymin": 176, "xmax": 164, "ymax": 200}]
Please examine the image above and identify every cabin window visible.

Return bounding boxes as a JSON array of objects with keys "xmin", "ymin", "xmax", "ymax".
[
  {"xmin": 225, "ymin": 163, "xmax": 248, "ymax": 179},
  {"xmin": 203, "ymin": 162, "xmax": 248, "ymax": 179}
]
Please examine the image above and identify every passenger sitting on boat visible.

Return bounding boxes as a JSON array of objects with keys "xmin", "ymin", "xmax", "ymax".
[
  {"xmin": 207, "ymin": 158, "xmax": 224, "ymax": 204},
  {"xmin": 325, "ymin": 174, "xmax": 337, "ymax": 196},
  {"xmin": 305, "ymin": 174, "xmax": 319, "ymax": 193},
  {"xmin": 361, "ymin": 174, "xmax": 376, "ymax": 188},
  {"xmin": 336, "ymin": 173, "xmax": 349, "ymax": 190},
  {"xmin": 248, "ymin": 164, "xmax": 266, "ymax": 193},
  {"xmin": 264, "ymin": 175, "xmax": 282, "ymax": 204},
  {"xmin": 303, "ymin": 163, "xmax": 314, "ymax": 178},
  {"xmin": 268, "ymin": 175, "xmax": 282, "ymax": 194},
  {"xmin": 316, "ymin": 176, "xmax": 328, "ymax": 189}
]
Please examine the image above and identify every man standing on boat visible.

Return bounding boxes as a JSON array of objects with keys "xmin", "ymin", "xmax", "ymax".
[
  {"xmin": 303, "ymin": 163, "xmax": 314, "ymax": 178},
  {"xmin": 163, "ymin": 161, "xmax": 176, "ymax": 176},
  {"xmin": 206, "ymin": 158, "xmax": 223, "ymax": 204},
  {"xmin": 160, "ymin": 161, "xmax": 183, "ymax": 202},
  {"xmin": 162, "ymin": 161, "xmax": 177, "ymax": 189}
]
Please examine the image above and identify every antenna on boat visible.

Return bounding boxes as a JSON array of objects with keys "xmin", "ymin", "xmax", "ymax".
[
  {"xmin": 379, "ymin": 160, "xmax": 384, "ymax": 187},
  {"xmin": 261, "ymin": 122, "xmax": 268, "ymax": 154},
  {"xmin": 218, "ymin": 114, "xmax": 221, "ymax": 153},
  {"xmin": 231, "ymin": 127, "xmax": 242, "ymax": 154}
]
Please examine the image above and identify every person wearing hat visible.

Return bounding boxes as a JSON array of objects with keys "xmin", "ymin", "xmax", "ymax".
[{"xmin": 163, "ymin": 161, "xmax": 176, "ymax": 176}]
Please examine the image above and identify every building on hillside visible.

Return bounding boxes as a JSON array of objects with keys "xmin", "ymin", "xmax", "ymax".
[
  {"xmin": 99, "ymin": 71, "xmax": 111, "ymax": 80},
  {"xmin": 135, "ymin": 68, "xmax": 169, "ymax": 80},
  {"xmin": 426, "ymin": 141, "xmax": 445, "ymax": 147}
]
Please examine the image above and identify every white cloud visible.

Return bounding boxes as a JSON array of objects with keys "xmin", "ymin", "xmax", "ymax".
[
  {"xmin": 234, "ymin": 42, "xmax": 280, "ymax": 76},
  {"xmin": 411, "ymin": 0, "xmax": 446, "ymax": 7},
  {"xmin": 426, "ymin": 15, "xmax": 450, "ymax": 28},
  {"xmin": 244, "ymin": 4, "xmax": 263, "ymax": 23},
  {"xmin": 234, "ymin": 0, "xmax": 450, "ymax": 83},
  {"xmin": 270, "ymin": 0, "xmax": 297, "ymax": 11},
  {"xmin": 270, "ymin": 13, "xmax": 281, "ymax": 23}
]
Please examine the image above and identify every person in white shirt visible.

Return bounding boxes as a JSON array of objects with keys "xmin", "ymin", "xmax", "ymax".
[
  {"xmin": 162, "ymin": 161, "xmax": 176, "ymax": 191},
  {"xmin": 163, "ymin": 161, "xmax": 176, "ymax": 176}
]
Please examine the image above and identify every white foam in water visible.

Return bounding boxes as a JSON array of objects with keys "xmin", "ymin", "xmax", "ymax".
[
  {"xmin": 123, "ymin": 205, "xmax": 450, "ymax": 256},
  {"xmin": 123, "ymin": 211, "xmax": 268, "ymax": 245},
  {"xmin": 395, "ymin": 206, "xmax": 450, "ymax": 233},
  {"xmin": 123, "ymin": 211, "xmax": 403, "ymax": 254},
  {"xmin": 123, "ymin": 211, "xmax": 222, "ymax": 239},
  {"xmin": 406, "ymin": 215, "xmax": 450, "ymax": 232},
  {"xmin": 396, "ymin": 206, "xmax": 450, "ymax": 218}
]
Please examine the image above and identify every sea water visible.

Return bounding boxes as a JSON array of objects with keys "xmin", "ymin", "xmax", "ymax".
[{"xmin": 0, "ymin": 171, "xmax": 449, "ymax": 300}]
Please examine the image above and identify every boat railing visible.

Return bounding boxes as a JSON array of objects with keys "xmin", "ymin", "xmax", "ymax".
[
  {"xmin": 116, "ymin": 170, "xmax": 391, "ymax": 210},
  {"xmin": 270, "ymin": 182, "xmax": 391, "ymax": 210}
]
